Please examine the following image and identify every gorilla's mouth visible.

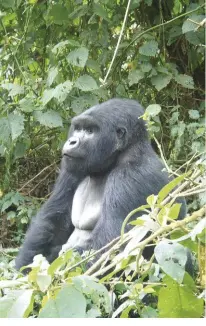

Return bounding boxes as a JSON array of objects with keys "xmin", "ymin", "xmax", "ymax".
[{"xmin": 63, "ymin": 153, "xmax": 83, "ymax": 159}]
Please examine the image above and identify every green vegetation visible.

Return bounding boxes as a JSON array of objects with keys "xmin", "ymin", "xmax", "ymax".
[{"xmin": 0, "ymin": 0, "xmax": 205, "ymax": 318}]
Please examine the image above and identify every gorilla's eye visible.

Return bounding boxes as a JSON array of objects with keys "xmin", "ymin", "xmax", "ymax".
[
  {"xmin": 116, "ymin": 128, "xmax": 125, "ymax": 138},
  {"xmin": 75, "ymin": 124, "xmax": 81, "ymax": 131},
  {"xmin": 86, "ymin": 126, "xmax": 94, "ymax": 134}
]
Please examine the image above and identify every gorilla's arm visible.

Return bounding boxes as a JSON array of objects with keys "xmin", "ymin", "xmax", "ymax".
[
  {"xmin": 90, "ymin": 161, "xmax": 170, "ymax": 250},
  {"xmin": 15, "ymin": 167, "xmax": 79, "ymax": 270}
]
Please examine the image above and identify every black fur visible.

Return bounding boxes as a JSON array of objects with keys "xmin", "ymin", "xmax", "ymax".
[{"xmin": 15, "ymin": 98, "xmax": 186, "ymax": 270}]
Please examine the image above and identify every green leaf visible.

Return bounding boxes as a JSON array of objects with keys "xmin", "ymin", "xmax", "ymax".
[
  {"xmin": 1, "ymin": 83, "xmax": 24, "ymax": 97},
  {"xmin": 54, "ymin": 81, "xmax": 73, "ymax": 103},
  {"xmin": 71, "ymin": 94, "xmax": 99, "ymax": 114},
  {"xmin": 144, "ymin": 0, "xmax": 152, "ymax": 5},
  {"xmin": 0, "ymin": 290, "xmax": 34, "ymax": 318},
  {"xmin": 48, "ymin": 250, "xmax": 73, "ymax": 276},
  {"xmin": 36, "ymin": 274, "xmax": 52, "ymax": 292},
  {"xmin": 174, "ymin": 74, "xmax": 194, "ymax": 89},
  {"xmin": 34, "ymin": 110, "xmax": 63, "ymax": 128},
  {"xmin": 67, "ymin": 47, "xmax": 89, "ymax": 68},
  {"xmin": 42, "ymin": 89, "xmax": 55, "ymax": 106},
  {"xmin": 93, "ymin": 3, "xmax": 109, "ymax": 21},
  {"xmin": 19, "ymin": 98, "xmax": 35, "ymax": 113},
  {"xmin": 39, "ymin": 285, "xmax": 87, "ymax": 318},
  {"xmin": 158, "ymin": 276, "xmax": 204, "ymax": 317},
  {"xmin": 145, "ymin": 104, "xmax": 161, "ymax": 117},
  {"xmin": 188, "ymin": 109, "xmax": 200, "ymax": 120},
  {"xmin": 75, "ymin": 75, "xmax": 98, "ymax": 91},
  {"xmin": 141, "ymin": 306, "xmax": 158, "ymax": 318},
  {"xmin": 185, "ymin": 30, "xmax": 204, "ymax": 45},
  {"xmin": 14, "ymin": 139, "xmax": 30, "ymax": 159},
  {"xmin": 168, "ymin": 203, "xmax": 181, "ymax": 220},
  {"xmin": 146, "ymin": 194, "xmax": 158, "ymax": 206},
  {"xmin": 168, "ymin": 26, "xmax": 182, "ymax": 45},
  {"xmin": 154, "ymin": 241, "xmax": 188, "ymax": 283},
  {"xmin": 128, "ymin": 69, "xmax": 145, "ymax": 86},
  {"xmin": 8, "ymin": 114, "xmax": 24, "ymax": 141},
  {"xmin": 140, "ymin": 62, "xmax": 152, "ymax": 72},
  {"xmin": 182, "ymin": 15, "xmax": 205, "ymax": 34},
  {"xmin": 1, "ymin": 0, "xmax": 16, "ymax": 9},
  {"xmin": 0, "ymin": 117, "xmax": 10, "ymax": 143},
  {"xmin": 151, "ymin": 74, "xmax": 172, "ymax": 91},
  {"xmin": 1, "ymin": 199, "xmax": 13, "ymax": 212},
  {"xmin": 42, "ymin": 81, "xmax": 73, "ymax": 105},
  {"xmin": 139, "ymin": 40, "xmax": 159, "ymax": 57},
  {"xmin": 52, "ymin": 40, "xmax": 69, "ymax": 54},
  {"xmin": 157, "ymin": 173, "xmax": 189, "ymax": 204},
  {"xmin": 48, "ymin": 4, "xmax": 68, "ymax": 25},
  {"xmin": 72, "ymin": 275, "xmax": 111, "ymax": 314},
  {"xmin": 47, "ymin": 67, "xmax": 58, "ymax": 87},
  {"xmin": 0, "ymin": 145, "xmax": 5, "ymax": 156}
]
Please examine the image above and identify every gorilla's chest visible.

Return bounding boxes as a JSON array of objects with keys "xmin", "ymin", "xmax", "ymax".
[{"xmin": 71, "ymin": 176, "xmax": 106, "ymax": 229}]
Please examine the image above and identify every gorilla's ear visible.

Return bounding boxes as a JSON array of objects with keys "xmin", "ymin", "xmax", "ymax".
[
  {"xmin": 116, "ymin": 127, "xmax": 128, "ymax": 149},
  {"xmin": 116, "ymin": 127, "xmax": 127, "ymax": 139}
]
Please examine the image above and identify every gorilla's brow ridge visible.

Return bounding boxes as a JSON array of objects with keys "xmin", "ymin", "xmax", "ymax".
[{"xmin": 72, "ymin": 115, "xmax": 99, "ymax": 127}]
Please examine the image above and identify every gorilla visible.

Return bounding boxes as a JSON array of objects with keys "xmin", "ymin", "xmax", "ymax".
[{"xmin": 15, "ymin": 98, "xmax": 186, "ymax": 271}]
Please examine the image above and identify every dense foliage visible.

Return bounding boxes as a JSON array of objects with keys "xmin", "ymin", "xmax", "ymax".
[{"xmin": 0, "ymin": 0, "xmax": 205, "ymax": 318}]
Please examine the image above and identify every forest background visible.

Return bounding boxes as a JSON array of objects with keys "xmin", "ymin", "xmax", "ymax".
[{"xmin": 0, "ymin": 0, "xmax": 205, "ymax": 318}]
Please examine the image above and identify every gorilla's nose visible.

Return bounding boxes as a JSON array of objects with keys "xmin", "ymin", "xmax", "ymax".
[
  {"xmin": 68, "ymin": 137, "xmax": 79, "ymax": 147},
  {"xmin": 62, "ymin": 137, "xmax": 80, "ymax": 155}
]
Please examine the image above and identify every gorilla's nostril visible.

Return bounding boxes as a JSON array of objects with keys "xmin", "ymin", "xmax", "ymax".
[
  {"xmin": 69, "ymin": 140, "xmax": 77, "ymax": 146},
  {"xmin": 67, "ymin": 137, "xmax": 80, "ymax": 148}
]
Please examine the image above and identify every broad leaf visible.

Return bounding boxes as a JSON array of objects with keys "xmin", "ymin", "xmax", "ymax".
[
  {"xmin": 182, "ymin": 15, "xmax": 205, "ymax": 34},
  {"xmin": 140, "ymin": 63, "xmax": 152, "ymax": 72},
  {"xmin": 174, "ymin": 74, "xmax": 194, "ymax": 89},
  {"xmin": 67, "ymin": 47, "xmax": 89, "ymax": 68},
  {"xmin": 1, "ymin": 83, "xmax": 24, "ymax": 97},
  {"xmin": 36, "ymin": 274, "xmax": 52, "ymax": 292},
  {"xmin": 75, "ymin": 75, "xmax": 98, "ymax": 91},
  {"xmin": 39, "ymin": 285, "xmax": 87, "ymax": 318},
  {"xmin": 158, "ymin": 276, "xmax": 204, "ymax": 317},
  {"xmin": 93, "ymin": 3, "xmax": 109, "ymax": 21},
  {"xmin": 154, "ymin": 241, "xmax": 188, "ymax": 283},
  {"xmin": 151, "ymin": 74, "xmax": 172, "ymax": 91},
  {"xmin": 48, "ymin": 4, "xmax": 68, "ymax": 25},
  {"xmin": 189, "ymin": 109, "xmax": 200, "ymax": 120},
  {"xmin": 8, "ymin": 113, "xmax": 24, "ymax": 140},
  {"xmin": 157, "ymin": 173, "xmax": 189, "ymax": 204},
  {"xmin": 128, "ymin": 70, "xmax": 144, "ymax": 86},
  {"xmin": 141, "ymin": 306, "xmax": 158, "ymax": 318},
  {"xmin": 0, "ymin": 117, "xmax": 10, "ymax": 143},
  {"xmin": 47, "ymin": 67, "xmax": 58, "ymax": 87},
  {"xmin": 54, "ymin": 81, "xmax": 73, "ymax": 103},
  {"xmin": 71, "ymin": 94, "xmax": 99, "ymax": 114},
  {"xmin": 34, "ymin": 110, "xmax": 63, "ymax": 128},
  {"xmin": 19, "ymin": 98, "xmax": 35, "ymax": 113},
  {"xmin": 0, "ymin": 290, "xmax": 34, "ymax": 318},
  {"xmin": 42, "ymin": 89, "xmax": 55, "ymax": 106},
  {"xmin": 145, "ymin": 104, "xmax": 161, "ymax": 117},
  {"xmin": 139, "ymin": 40, "xmax": 158, "ymax": 57}
]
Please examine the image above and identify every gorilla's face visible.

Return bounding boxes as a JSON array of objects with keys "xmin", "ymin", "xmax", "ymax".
[{"xmin": 62, "ymin": 113, "xmax": 127, "ymax": 175}]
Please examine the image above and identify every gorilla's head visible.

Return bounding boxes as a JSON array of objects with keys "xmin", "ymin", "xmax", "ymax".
[{"xmin": 62, "ymin": 98, "xmax": 148, "ymax": 174}]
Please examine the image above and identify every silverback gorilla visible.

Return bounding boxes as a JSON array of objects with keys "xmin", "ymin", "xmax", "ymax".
[{"xmin": 15, "ymin": 98, "xmax": 186, "ymax": 270}]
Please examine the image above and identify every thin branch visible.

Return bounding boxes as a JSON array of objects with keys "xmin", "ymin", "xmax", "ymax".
[
  {"xmin": 102, "ymin": 0, "xmax": 132, "ymax": 83},
  {"xmin": 153, "ymin": 136, "xmax": 175, "ymax": 175},
  {"xmin": 18, "ymin": 162, "xmax": 58, "ymax": 192},
  {"xmin": 176, "ymin": 188, "xmax": 206, "ymax": 197},
  {"xmin": 112, "ymin": 4, "xmax": 205, "ymax": 74},
  {"xmin": 88, "ymin": 206, "xmax": 205, "ymax": 277}
]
